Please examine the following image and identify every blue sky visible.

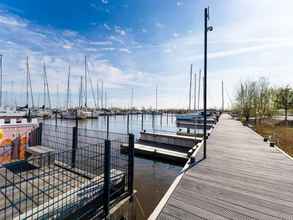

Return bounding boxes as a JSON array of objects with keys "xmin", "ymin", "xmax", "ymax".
[{"xmin": 0, "ymin": 0, "xmax": 292, "ymax": 109}]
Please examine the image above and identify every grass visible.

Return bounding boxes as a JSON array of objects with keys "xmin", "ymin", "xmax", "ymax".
[{"xmin": 251, "ymin": 119, "xmax": 293, "ymax": 157}]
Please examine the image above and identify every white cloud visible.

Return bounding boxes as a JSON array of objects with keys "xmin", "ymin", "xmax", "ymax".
[
  {"xmin": 89, "ymin": 41, "xmax": 112, "ymax": 46},
  {"xmin": 0, "ymin": 14, "xmax": 27, "ymax": 27},
  {"xmin": 114, "ymin": 26, "xmax": 126, "ymax": 36},
  {"xmin": 176, "ymin": 2, "xmax": 183, "ymax": 6},
  {"xmin": 103, "ymin": 23, "xmax": 111, "ymax": 31},
  {"xmin": 155, "ymin": 22, "xmax": 164, "ymax": 29},
  {"xmin": 101, "ymin": 0, "xmax": 108, "ymax": 4},
  {"xmin": 119, "ymin": 48, "xmax": 131, "ymax": 53},
  {"xmin": 62, "ymin": 30, "xmax": 78, "ymax": 37},
  {"xmin": 173, "ymin": 32, "xmax": 179, "ymax": 38}
]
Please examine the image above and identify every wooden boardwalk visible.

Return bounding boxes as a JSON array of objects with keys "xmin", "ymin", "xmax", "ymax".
[{"xmin": 151, "ymin": 114, "xmax": 293, "ymax": 220}]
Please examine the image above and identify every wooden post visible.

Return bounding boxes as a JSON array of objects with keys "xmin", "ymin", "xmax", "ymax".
[{"xmin": 103, "ymin": 139, "xmax": 111, "ymax": 217}]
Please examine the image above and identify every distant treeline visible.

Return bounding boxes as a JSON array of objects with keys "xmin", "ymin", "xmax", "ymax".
[{"xmin": 233, "ymin": 77, "xmax": 293, "ymax": 122}]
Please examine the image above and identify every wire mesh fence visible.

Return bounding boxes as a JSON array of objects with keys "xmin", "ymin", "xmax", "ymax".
[{"xmin": 0, "ymin": 122, "xmax": 134, "ymax": 219}]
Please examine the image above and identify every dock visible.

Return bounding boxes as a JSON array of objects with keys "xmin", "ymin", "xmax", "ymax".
[
  {"xmin": 176, "ymin": 120, "xmax": 214, "ymax": 130},
  {"xmin": 121, "ymin": 143, "xmax": 188, "ymax": 164},
  {"xmin": 150, "ymin": 114, "xmax": 293, "ymax": 219},
  {"xmin": 140, "ymin": 131, "xmax": 202, "ymax": 150}
]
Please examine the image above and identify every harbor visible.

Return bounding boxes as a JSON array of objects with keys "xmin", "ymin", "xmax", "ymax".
[{"xmin": 0, "ymin": 1, "xmax": 292, "ymax": 220}]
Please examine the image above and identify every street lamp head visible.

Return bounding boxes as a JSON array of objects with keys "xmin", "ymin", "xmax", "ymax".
[{"xmin": 207, "ymin": 26, "xmax": 213, "ymax": 32}]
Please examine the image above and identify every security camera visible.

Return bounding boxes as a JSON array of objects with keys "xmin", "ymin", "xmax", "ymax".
[{"xmin": 207, "ymin": 26, "xmax": 213, "ymax": 32}]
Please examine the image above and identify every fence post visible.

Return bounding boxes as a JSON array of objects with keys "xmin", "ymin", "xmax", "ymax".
[
  {"xmin": 141, "ymin": 112, "xmax": 144, "ymax": 131},
  {"xmin": 128, "ymin": 133, "xmax": 134, "ymax": 197},
  {"xmin": 71, "ymin": 126, "xmax": 78, "ymax": 168},
  {"xmin": 38, "ymin": 123, "xmax": 43, "ymax": 145},
  {"xmin": 55, "ymin": 111, "xmax": 58, "ymax": 128},
  {"xmin": 103, "ymin": 139, "xmax": 111, "ymax": 217},
  {"xmin": 152, "ymin": 111, "xmax": 155, "ymax": 131},
  {"xmin": 127, "ymin": 113, "xmax": 129, "ymax": 134},
  {"xmin": 106, "ymin": 115, "xmax": 109, "ymax": 139}
]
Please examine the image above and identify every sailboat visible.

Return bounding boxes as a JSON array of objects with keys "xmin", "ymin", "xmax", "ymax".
[
  {"xmin": 37, "ymin": 63, "xmax": 52, "ymax": 118},
  {"xmin": 61, "ymin": 65, "xmax": 87, "ymax": 120}
]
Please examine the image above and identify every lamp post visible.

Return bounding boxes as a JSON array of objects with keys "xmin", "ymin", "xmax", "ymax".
[{"xmin": 203, "ymin": 7, "xmax": 213, "ymax": 159}]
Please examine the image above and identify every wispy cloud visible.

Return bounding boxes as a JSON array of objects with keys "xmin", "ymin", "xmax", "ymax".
[
  {"xmin": 101, "ymin": 0, "xmax": 109, "ymax": 4},
  {"xmin": 103, "ymin": 23, "xmax": 111, "ymax": 31},
  {"xmin": 114, "ymin": 26, "xmax": 126, "ymax": 36}
]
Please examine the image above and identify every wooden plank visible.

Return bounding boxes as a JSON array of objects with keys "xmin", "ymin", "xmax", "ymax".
[{"xmin": 152, "ymin": 114, "xmax": 293, "ymax": 220}]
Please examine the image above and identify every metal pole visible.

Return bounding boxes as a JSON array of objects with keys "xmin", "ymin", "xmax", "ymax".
[
  {"xmin": 72, "ymin": 126, "xmax": 78, "ymax": 168},
  {"xmin": 222, "ymin": 80, "xmax": 224, "ymax": 112},
  {"xmin": 188, "ymin": 64, "xmax": 193, "ymax": 111},
  {"xmin": 106, "ymin": 115, "xmax": 109, "ymax": 139},
  {"xmin": 55, "ymin": 111, "xmax": 57, "ymax": 128},
  {"xmin": 127, "ymin": 113, "xmax": 129, "ymax": 134},
  {"xmin": 203, "ymin": 7, "xmax": 209, "ymax": 159},
  {"xmin": 141, "ymin": 112, "xmax": 144, "ymax": 131},
  {"xmin": 103, "ymin": 139, "xmax": 111, "ymax": 217},
  {"xmin": 128, "ymin": 133, "xmax": 134, "ymax": 196},
  {"xmin": 194, "ymin": 72, "xmax": 197, "ymax": 111},
  {"xmin": 38, "ymin": 122, "xmax": 43, "ymax": 145}
]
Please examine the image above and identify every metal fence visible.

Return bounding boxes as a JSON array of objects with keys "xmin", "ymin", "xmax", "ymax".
[{"xmin": 0, "ymin": 122, "xmax": 134, "ymax": 220}]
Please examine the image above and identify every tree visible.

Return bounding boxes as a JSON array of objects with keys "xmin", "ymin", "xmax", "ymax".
[
  {"xmin": 273, "ymin": 86, "xmax": 293, "ymax": 121},
  {"xmin": 235, "ymin": 80, "xmax": 257, "ymax": 122}
]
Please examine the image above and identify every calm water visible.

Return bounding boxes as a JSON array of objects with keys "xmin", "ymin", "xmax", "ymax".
[{"xmin": 47, "ymin": 114, "xmax": 182, "ymax": 218}]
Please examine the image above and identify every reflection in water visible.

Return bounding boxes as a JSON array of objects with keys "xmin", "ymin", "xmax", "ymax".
[{"xmin": 46, "ymin": 114, "xmax": 182, "ymax": 218}]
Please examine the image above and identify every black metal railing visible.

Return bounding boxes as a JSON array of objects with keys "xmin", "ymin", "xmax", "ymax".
[{"xmin": 0, "ymin": 122, "xmax": 135, "ymax": 219}]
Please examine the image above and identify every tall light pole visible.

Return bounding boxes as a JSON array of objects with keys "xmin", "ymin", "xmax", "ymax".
[{"xmin": 203, "ymin": 7, "xmax": 213, "ymax": 159}]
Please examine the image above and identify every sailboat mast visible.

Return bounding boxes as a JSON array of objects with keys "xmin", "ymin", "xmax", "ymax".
[
  {"xmin": 105, "ymin": 90, "xmax": 107, "ymax": 109},
  {"xmin": 222, "ymin": 80, "xmax": 224, "ymax": 112},
  {"xmin": 56, "ymin": 84, "xmax": 60, "ymax": 109},
  {"xmin": 101, "ymin": 80, "xmax": 104, "ymax": 109},
  {"xmin": 43, "ymin": 63, "xmax": 51, "ymax": 109},
  {"xmin": 155, "ymin": 85, "xmax": 158, "ymax": 111},
  {"xmin": 27, "ymin": 56, "xmax": 34, "ymax": 108},
  {"xmin": 78, "ymin": 76, "xmax": 83, "ymax": 108},
  {"xmin": 84, "ymin": 56, "xmax": 87, "ymax": 108},
  {"xmin": 89, "ymin": 78, "xmax": 97, "ymax": 108},
  {"xmin": 43, "ymin": 63, "xmax": 46, "ymax": 107},
  {"xmin": 96, "ymin": 80, "xmax": 99, "ymax": 109},
  {"xmin": 131, "ymin": 88, "xmax": 134, "ymax": 109},
  {"xmin": 26, "ymin": 56, "xmax": 29, "ymax": 107},
  {"xmin": 0, "ymin": 55, "xmax": 2, "ymax": 107},
  {"xmin": 66, "ymin": 65, "xmax": 71, "ymax": 110},
  {"xmin": 188, "ymin": 64, "xmax": 193, "ymax": 111},
  {"xmin": 194, "ymin": 72, "xmax": 197, "ymax": 111},
  {"xmin": 197, "ymin": 69, "xmax": 201, "ymax": 110}
]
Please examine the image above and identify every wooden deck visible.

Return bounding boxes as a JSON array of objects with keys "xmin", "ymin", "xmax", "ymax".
[{"xmin": 151, "ymin": 114, "xmax": 293, "ymax": 220}]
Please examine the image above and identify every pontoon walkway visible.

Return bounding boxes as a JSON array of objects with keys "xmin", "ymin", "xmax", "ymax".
[{"xmin": 150, "ymin": 114, "xmax": 293, "ymax": 220}]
